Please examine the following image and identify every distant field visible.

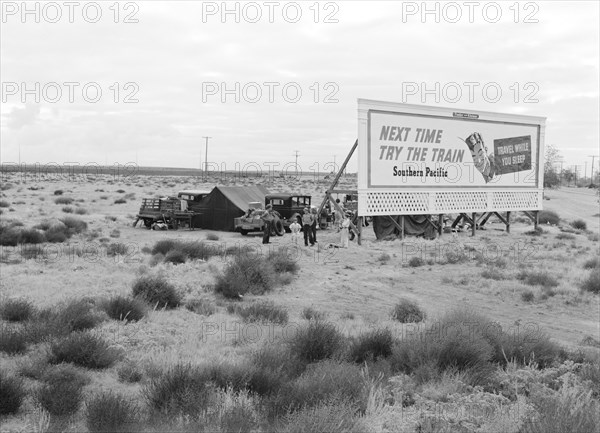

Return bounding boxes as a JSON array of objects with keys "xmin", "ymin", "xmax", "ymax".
[{"xmin": 1, "ymin": 164, "xmax": 355, "ymax": 179}]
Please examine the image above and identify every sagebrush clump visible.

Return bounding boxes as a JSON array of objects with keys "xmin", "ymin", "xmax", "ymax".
[
  {"xmin": 143, "ymin": 363, "xmax": 214, "ymax": 417},
  {"xmin": 214, "ymin": 255, "xmax": 274, "ymax": 298},
  {"xmin": 55, "ymin": 298, "xmax": 105, "ymax": 332},
  {"xmin": 132, "ymin": 274, "xmax": 181, "ymax": 309},
  {"xmin": 49, "ymin": 331, "xmax": 120, "ymax": 369},
  {"xmin": 232, "ymin": 301, "xmax": 288, "ymax": 324},
  {"xmin": 60, "ymin": 216, "xmax": 88, "ymax": 235},
  {"xmin": 0, "ymin": 326, "xmax": 28, "ymax": 355},
  {"xmin": 0, "ymin": 298, "xmax": 35, "ymax": 322},
  {"xmin": 117, "ymin": 361, "xmax": 144, "ymax": 383},
  {"xmin": 185, "ymin": 298, "xmax": 216, "ymax": 316},
  {"xmin": 580, "ymin": 269, "xmax": 600, "ymax": 294},
  {"xmin": 408, "ymin": 256, "xmax": 424, "ymax": 267},
  {"xmin": 288, "ymin": 320, "xmax": 344, "ymax": 363},
  {"xmin": 517, "ymin": 270, "xmax": 559, "ymax": 288},
  {"xmin": 391, "ymin": 309, "xmax": 495, "ymax": 384},
  {"xmin": 151, "ymin": 239, "xmax": 220, "ymax": 263},
  {"xmin": 36, "ymin": 364, "xmax": 88, "ymax": 416},
  {"xmin": 267, "ymin": 248, "xmax": 300, "ymax": 274},
  {"xmin": 102, "ymin": 296, "xmax": 146, "ymax": 322},
  {"xmin": 0, "ymin": 371, "xmax": 25, "ymax": 415},
  {"xmin": 391, "ymin": 298, "xmax": 426, "ymax": 323},
  {"xmin": 538, "ymin": 210, "xmax": 560, "ymax": 225},
  {"xmin": 583, "ymin": 257, "xmax": 600, "ymax": 269},
  {"xmin": 85, "ymin": 391, "xmax": 140, "ymax": 433},
  {"xmin": 54, "ymin": 196, "xmax": 73, "ymax": 205},
  {"xmin": 301, "ymin": 307, "xmax": 327, "ymax": 321},
  {"xmin": 349, "ymin": 328, "xmax": 394, "ymax": 363},
  {"xmin": 268, "ymin": 360, "xmax": 368, "ymax": 417},
  {"xmin": 22, "ymin": 299, "xmax": 104, "ymax": 344},
  {"xmin": 570, "ymin": 219, "xmax": 587, "ymax": 230}
]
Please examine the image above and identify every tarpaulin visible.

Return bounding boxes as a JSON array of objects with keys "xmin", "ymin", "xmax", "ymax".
[{"xmin": 372, "ymin": 215, "xmax": 437, "ymax": 240}]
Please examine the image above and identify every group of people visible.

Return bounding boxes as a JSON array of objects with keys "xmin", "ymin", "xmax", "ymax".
[{"xmin": 260, "ymin": 200, "xmax": 353, "ymax": 248}]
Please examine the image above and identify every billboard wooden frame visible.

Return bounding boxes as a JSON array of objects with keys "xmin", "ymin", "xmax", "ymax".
[{"xmin": 356, "ymin": 99, "xmax": 546, "ymax": 238}]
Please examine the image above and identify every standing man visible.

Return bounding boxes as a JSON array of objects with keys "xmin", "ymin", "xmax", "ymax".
[
  {"xmin": 261, "ymin": 204, "xmax": 274, "ymax": 244},
  {"xmin": 334, "ymin": 198, "xmax": 345, "ymax": 232},
  {"xmin": 311, "ymin": 207, "xmax": 318, "ymax": 243},
  {"xmin": 340, "ymin": 212, "xmax": 351, "ymax": 248},
  {"xmin": 302, "ymin": 207, "xmax": 315, "ymax": 246}
]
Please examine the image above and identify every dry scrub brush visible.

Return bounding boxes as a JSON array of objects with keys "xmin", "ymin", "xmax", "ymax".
[
  {"xmin": 0, "ymin": 298, "xmax": 35, "ymax": 322},
  {"xmin": 48, "ymin": 331, "xmax": 121, "ymax": 369},
  {"xmin": 132, "ymin": 274, "xmax": 181, "ymax": 309},
  {"xmin": 214, "ymin": 249, "xmax": 299, "ymax": 299},
  {"xmin": 35, "ymin": 364, "xmax": 89, "ymax": 416},
  {"xmin": 0, "ymin": 370, "xmax": 25, "ymax": 415},
  {"xmin": 230, "ymin": 301, "xmax": 289, "ymax": 324},
  {"xmin": 85, "ymin": 391, "xmax": 141, "ymax": 433},
  {"xmin": 102, "ymin": 295, "xmax": 147, "ymax": 322},
  {"xmin": 391, "ymin": 298, "xmax": 426, "ymax": 323}
]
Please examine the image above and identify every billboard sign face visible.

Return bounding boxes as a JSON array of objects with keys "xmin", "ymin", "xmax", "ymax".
[{"xmin": 358, "ymin": 100, "xmax": 546, "ymax": 216}]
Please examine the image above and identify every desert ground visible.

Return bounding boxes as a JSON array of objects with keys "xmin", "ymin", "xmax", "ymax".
[{"xmin": 0, "ymin": 171, "xmax": 598, "ymax": 432}]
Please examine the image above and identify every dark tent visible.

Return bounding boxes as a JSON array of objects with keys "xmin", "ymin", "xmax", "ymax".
[
  {"xmin": 373, "ymin": 215, "xmax": 437, "ymax": 240},
  {"xmin": 194, "ymin": 185, "xmax": 269, "ymax": 231}
]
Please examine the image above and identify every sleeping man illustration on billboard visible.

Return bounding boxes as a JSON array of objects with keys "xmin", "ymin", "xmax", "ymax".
[{"xmin": 464, "ymin": 132, "xmax": 496, "ymax": 183}]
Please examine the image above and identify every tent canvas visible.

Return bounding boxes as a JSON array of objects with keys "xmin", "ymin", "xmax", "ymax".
[
  {"xmin": 194, "ymin": 185, "xmax": 270, "ymax": 231},
  {"xmin": 372, "ymin": 215, "xmax": 437, "ymax": 240}
]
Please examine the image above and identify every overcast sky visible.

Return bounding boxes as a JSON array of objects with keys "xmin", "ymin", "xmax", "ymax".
[{"xmin": 1, "ymin": 1, "xmax": 598, "ymax": 175}]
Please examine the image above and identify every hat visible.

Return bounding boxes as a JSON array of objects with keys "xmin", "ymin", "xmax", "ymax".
[
  {"xmin": 303, "ymin": 207, "xmax": 309, "ymax": 212},
  {"xmin": 266, "ymin": 204, "xmax": 273, "ymax": 209}
]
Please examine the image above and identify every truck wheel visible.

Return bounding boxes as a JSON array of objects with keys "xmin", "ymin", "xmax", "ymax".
[
  {"xmin": 143, "ymin": 219, "xmax": 153, "ymax": 229},
  {"xmin": 240, "ymin": 229, "xmax": 249, "ymax": 236},
  {"xmin": 274, "ymin": 219, "xmax": 285, "ymax": 236}
]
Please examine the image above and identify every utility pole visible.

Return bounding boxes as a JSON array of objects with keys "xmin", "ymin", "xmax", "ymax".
[
  {"xmin": 294, "ymin": 150, "xmax": 299, "ymax": 174},
  {"xmin": 585, "ymin": 161, "xmax": 588, "ymax": 183},
  {"xmin": 556, "ymin": 158, "xmax": 564, "ymax": 186},
  {"xmin": 203, "ymin": 136, "xmax": 211, "ymax": 180},
  {"xmin": 589, "ymin": 155, "xmax": 597, "ymax": 185}
]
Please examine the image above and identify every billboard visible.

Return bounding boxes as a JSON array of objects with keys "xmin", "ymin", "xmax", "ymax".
[{"xmin": 358, "ymin": 100, "xmax": 545, "ymax": 216}]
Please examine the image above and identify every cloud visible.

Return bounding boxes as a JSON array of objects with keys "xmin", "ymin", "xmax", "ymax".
[{"xmin": 4, "ymin": 104, "xmax": 41, "ymax": 129}]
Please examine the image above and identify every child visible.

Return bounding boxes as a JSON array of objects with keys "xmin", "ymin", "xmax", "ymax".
[
  {"xmin": 289, "ymin": 220, "xmax": 301, "ymax": 245},
  {"xmin": 340, "ymin": 214, "xmax": 350, "ymax": 248}
]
